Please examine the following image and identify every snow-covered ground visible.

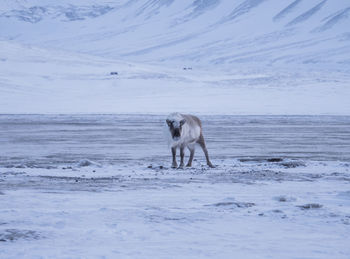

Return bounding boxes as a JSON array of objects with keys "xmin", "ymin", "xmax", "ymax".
[
  {"xmin": 1, "ymin": 40, "xmax": 350, "ymax": 115},
  {"xmin": 1, "ymin": 0, "xmax": 350, "ymax": 114},
  {"xmin": 0, "ymin": 115, "xmax": 350, "ymax": 258},
  {"xmin": 1, "ymin": 1, "xmax": 350, "ymax": 258}
]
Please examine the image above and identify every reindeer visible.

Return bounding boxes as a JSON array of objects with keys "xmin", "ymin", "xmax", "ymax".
[{"xmin": 165, "ymin": 113, "xmax": 214, "ymax": 168}]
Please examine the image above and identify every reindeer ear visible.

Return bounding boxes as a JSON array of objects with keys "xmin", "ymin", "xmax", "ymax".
[
  {"xmin": 166, "ymin": 119, "xmax": 172, "ymax": 126},
  {"xmin": 180, "ymin": 119, "xmax": 186, "ymax": 126}
]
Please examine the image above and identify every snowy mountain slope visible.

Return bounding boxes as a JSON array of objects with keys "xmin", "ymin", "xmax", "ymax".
[
  {"xmin": 1, "ymin": 0, "xmax": 349, "ymax": 68},
  {"xmin": 0, "ymin": 0, "xmax": 350, "ymax": 114},
  {"xmin": 1, "ymin": 40, "xmax": 349, "ymax": 114}
]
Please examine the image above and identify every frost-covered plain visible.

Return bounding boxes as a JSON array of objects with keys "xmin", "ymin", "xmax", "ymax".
[
  {"xmin": 0, "ymin": 115, "xmax": 350, "ymax": 258},
  {"xmin": 1, "ymin": 1, "xmax": 350, "ymax": 258}
]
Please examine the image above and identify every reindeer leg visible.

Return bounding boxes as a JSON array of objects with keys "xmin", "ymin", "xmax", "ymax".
[
  {"xmin": 179, "ymin": 145, "xmax": 185, "ymax": 168},
  {"xmin": 171, "ymin": 147, "xmax": 178, "ymax": 168},
  {"xmin": 198, "ymin": 134, "xmax": 214, "ymax": 168},
  {"xmin": 186, "ymin": 145, "xmax": 195, "ymax": 167}
]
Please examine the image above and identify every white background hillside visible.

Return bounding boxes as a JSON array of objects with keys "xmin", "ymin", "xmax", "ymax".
[{"xmin": 1, "ymin": 0, "xmax": 350, "ymax": 114}]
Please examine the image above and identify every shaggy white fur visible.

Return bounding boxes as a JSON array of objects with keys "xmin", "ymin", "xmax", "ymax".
[
  {"xmin": 165, "ymin": 112, "xmax": 214, "ymax": 168},
  {"xmin": 165, "ymin": 112, "xmax": 201, "ymax": 148}
]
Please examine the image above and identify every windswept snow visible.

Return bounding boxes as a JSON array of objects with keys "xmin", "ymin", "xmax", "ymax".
[
  {"xmin": 1, "ymin": 0, "xmax": 349, "ymax": 115},
  {"xmin": 314, "ymin": 7, "xmax": 350, "ymax": 32},
  {"xmin": 286, "ymin": 0, "xmax": 327, "ymax": 27},
  {"xmin": 0, "ymin": 41, "xmax": 350, "ymax": 114},
  {"xmin": 0, "ymin": 5, "xmax": 115, "ymax": 23},
  {"xmin": 222, "ymin": 0, "xmax": 267, "ymax": 23},
  {"xmin": 1, "ymin": 1, "xmax": 350, "ymax": 258},
  {"xmin": 273, "ymin": 0, "xmax": 303, "ymax": 22},
  {"xmin": 1, "ymin": 0, "xmax": 349, "ymax": 67},
  {"xmin": 0, "ymin": 115, "xmax": 350, "ymax": 258}
]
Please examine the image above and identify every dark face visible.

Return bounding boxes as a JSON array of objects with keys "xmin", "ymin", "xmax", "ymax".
[{"xmin": 166, "ymin": 119, "xmax": 186, "ymax": 140}]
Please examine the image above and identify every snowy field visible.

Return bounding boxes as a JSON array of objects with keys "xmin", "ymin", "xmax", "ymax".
[
  {"xmin": 1, "ymin": 114, "xmax": 350, "ymax": 258},
  {"xmin": 1, "ymin": 0, "xmax": 350, "ymax": 258},
  {"xmin": 1, "ymin": 40, "xmax": 349, "ymax": 115}
]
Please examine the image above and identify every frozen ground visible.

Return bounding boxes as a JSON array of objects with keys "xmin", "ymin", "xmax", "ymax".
[
  {"xmin": 1, "ymin": 1, "xmax": 350, "ymax": 258},
  {"xmin": 1, "ymin": 114, "xmax": 350, "ymax": 258}
]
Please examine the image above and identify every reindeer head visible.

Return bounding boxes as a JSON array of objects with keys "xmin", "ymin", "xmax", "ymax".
[{"xmin": 166, "ymin": 118, "xmax": 186, "ymax": 140}]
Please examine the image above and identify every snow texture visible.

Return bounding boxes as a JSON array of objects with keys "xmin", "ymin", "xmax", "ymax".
[
  {"xmin": 1, "ymin": 1, "xmax": 350, "ymax": 258},
  {"xmin": 0, "ymin": 0, "xmax": 350, "ymax": 114},
  {"xmin": 0, "ymin": 115, "xmax": 350, "ymax": 258}
]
